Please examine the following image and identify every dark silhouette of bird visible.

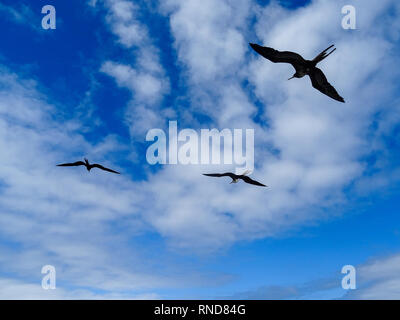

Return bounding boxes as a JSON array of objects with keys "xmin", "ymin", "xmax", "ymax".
[
  {"xmin": 203, "ymin": 170, "xmax": 267, "ymax": 187},
  {"xmin": 249, "ymin": 43, "xmax": 345, "ymax": 103},
  {"xmin": 57, "ymin": 158, "xmax": 120, "ymax": 174}
]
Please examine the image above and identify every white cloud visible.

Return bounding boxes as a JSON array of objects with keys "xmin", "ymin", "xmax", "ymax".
[
  {"xmin": 105, "ymin": 0, "xmax": 148, "ymax": 48},
  {"xmin": 161, "ymin": 0, "xmax": 250, "ymax": 84},
  {"xmin": 228, "ymin": 252, "xmax": 400, "ymax": 300},
  {"xmin": 101, "ymin": 61, "xmax": 168, "ymax": 104},
  {"xmin": 0, "ymin": 3, "xmax": 36, "ymax": 28},
  {"xmin": 2, "ymin": 0, "xmax": 400, "ymax": 298},
  {"xmin": 0, "ymin": 67, "xmax": 215, "ymax": 298},
  {"xmin": 0, "ymin": 277, "xmax": 161, "ymax": 299},
  {"xmin": 127, "ymin": 0, "xmax": 400, "ymax": 251},
  {"xmin": 98, "ymin": 0, "xmax": 171, "ymax": 138},
  {"xmin": 344, "ymin": 253, "xmax": 400, "ymax": 299}
]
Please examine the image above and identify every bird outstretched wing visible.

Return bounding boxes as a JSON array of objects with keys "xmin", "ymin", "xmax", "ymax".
[
  {"xmin": 57, "ymin": 161, "xmax": 85, "ymax": 167},
  {"xmin": 309, "ymin": 67, "xmax": 345, "ymax": 103},
  {"xmin": 203, "ymin": 173, "xmax": 236, "ymax": 179},
  {"xmin": 250, "ymin": 43, "xmax": 305, "ymax": 70},
  {"xmin": 91, "ymin": 164, "xmax": 120, "ymax": 174},
  {"xmin": 240, "ymin": 175, "xmax": 267, "ymax": 187}
]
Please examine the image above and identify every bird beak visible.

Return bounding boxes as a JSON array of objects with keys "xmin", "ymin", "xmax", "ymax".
[{"xmin": 288, "ymin": 76, "xmax": 295, "ymax": 80}]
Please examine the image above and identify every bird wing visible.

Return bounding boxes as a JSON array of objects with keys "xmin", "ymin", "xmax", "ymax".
[
  {"xmin": 203, "ymin": 173, "xmax": 236, "ymax": 179},
  {"xmin": 57, "ymin": 161, "xmax": 86, "ymax": 167},
  {"xmin": 240, "ymin": 175, "xmax": 267, "ymax": 187},
  {"xmin": 91, "ymin": 164, "xmax": 120, "ymax": 174},
  {"xmin": 309, "ymin": 67, "xmax": 345, "ymax": 103},
  {"xmin": 250, "ymin": 44, "xmax": 305, "ymax": 71}
]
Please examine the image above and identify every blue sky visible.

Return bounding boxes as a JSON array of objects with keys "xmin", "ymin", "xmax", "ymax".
[{"xmin": 0, "ymin": 0, "xmax": 400, "ymax": 299}]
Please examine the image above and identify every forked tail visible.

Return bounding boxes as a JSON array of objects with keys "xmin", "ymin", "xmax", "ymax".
[
  {"xmin": 241, "ymin": 169, "xmax": 252, "ymax": 176},
  {"xmin": 312, "ymin": 45, "xmax": 336, "ymax": 64}
]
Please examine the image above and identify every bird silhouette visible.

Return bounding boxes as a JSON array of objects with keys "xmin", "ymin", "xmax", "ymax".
[
  {"xmin": 203, "ymin": 170, "xmax": 267, "ymax": 187},
  {"xmin": 249, "ymin": 43, "xmax": 345, "ymax": 103},
  {"xmin": 57, "ymin": 158, "xmax": 120, "ymax": 174}
]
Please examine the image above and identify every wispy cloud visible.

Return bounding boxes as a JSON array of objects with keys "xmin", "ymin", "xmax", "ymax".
[
  {"xmin": 1, "ymin": 0, "xmax": 400, "ymax": 299},
  {"xmin": 344, "ymin": 253, "xmax": 400, "ymax": 299},
  {"xmin": 0, "ymin": 3, "xmax": 38, "ymax": 30},
  {"xmin": 96, "ymin": 0, "xmax": 171, "ymax": 138},
  {"xmin": 0, "ymin": 67, "xmax": 214, "ymax": 298},
  {"xmin": 228, "ymin": 252, "xmax": 400, "ymax": 300},
  {"xmin": 127, "ymin": 0, "xmax": 400, "ymax": 251}
]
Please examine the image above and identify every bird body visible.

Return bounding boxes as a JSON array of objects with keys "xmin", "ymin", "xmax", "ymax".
[
  {"xmin": 203, "ymin": 172, "xmax": 267, "ymax": 187},
  {"xmin": 249, "ymin": 43, "xmax": 345, "ymax": 103},
  {"xmin": 57, "ymin": 158, "xmax": 120, "ymax": 174}
]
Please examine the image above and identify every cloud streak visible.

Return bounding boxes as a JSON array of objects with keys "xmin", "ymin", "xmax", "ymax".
[
  {"xmin": 124, "ymin": 0, "xmax": 400, "ymax": 252},
  {"xmin": 98, "ymin": 0, "xmax": 171, "ymax": 138}
]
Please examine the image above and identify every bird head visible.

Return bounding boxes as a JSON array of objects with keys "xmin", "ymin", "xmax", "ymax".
[
  {"xmin": 84, "ymin": 158, "xmax": 89, "ymax": 165},
  {"xmin": 288, "ymin": 72, "xmax": 302, "ymax": 80}
]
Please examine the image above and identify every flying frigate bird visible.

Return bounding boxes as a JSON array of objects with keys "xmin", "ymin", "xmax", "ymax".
[
  {"xmin": 57, "ymin": 158, "xmax": 120, "ymax": 174},
  {"xmin": 203, "ymin": 170, "xmax": 267, "ymax": 187},
  {"xmin": 249, "ymin": 43, "xmax": 345, "ymax": 103}
]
